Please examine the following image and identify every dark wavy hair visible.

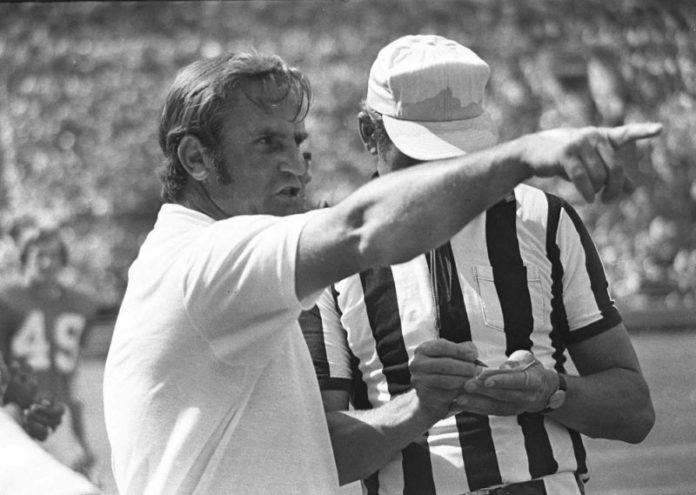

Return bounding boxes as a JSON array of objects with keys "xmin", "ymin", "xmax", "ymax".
[{"xmin": 158, "ymin": 52, "xmax": 311, "ymax": 203}]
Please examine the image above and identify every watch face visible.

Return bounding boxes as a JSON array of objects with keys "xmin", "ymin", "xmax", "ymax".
[{"xmin": 546, "ymin": 373, "xmax": 567, "ymax": 411}]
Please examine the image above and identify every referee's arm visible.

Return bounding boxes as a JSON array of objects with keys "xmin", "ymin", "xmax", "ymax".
[{"xmin": 556, "ymin": 323, "xmax": 655, "ymax": 443}]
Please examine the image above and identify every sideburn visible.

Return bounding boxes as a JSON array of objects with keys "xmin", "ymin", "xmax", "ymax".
[{"xmin": 209, "ymin": 146, "xmax": 233, "ymax": 185}]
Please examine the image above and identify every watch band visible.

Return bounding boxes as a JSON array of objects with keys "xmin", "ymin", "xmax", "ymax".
[{"xmin": 540, "ymin": 372, "xmax": 567, "ymax": 414}]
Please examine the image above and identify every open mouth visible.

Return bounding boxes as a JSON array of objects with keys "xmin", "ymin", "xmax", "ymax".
[{"xmin": 276, "ymin": 186, "xmax": 302, "ymax": 199}]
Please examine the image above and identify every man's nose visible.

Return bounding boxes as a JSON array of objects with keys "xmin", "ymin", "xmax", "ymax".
[
  {"xmin": 301, "ymin": 151, "xmax": 312, "ymax": 186},
  {"xmin": 279, "ymin": 148, "xmax": 308, "ymax": 177}
]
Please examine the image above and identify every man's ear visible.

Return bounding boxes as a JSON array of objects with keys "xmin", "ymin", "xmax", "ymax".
[
  {"xmin": 357, "ymin": 112, "xmax": 378, "ymax": 156},
  {"xmin": 177, "ymin": 135, "xmax": 211, "ymax": 181}
]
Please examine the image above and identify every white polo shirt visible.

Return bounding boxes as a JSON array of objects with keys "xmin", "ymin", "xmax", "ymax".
[{"xmin": 104, "ymin": 204, "xmax": 338, "ymax": 495}]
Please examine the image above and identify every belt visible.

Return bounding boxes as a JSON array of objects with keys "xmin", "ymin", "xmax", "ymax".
[
  {"xmin": 467, "ymin": 473, "xmax": 586, "ymax": 495},
  {"xmin": 468, "ymin": 479, "xmax": 545, "ymax": 495}
]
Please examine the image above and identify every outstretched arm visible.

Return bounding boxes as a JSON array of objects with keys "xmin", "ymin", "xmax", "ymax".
[{"xmin": 296, "ymin": 124, "xmax": 662, "ymax": 300}]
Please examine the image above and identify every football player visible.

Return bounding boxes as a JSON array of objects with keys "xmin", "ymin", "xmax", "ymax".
[{"xmin": 0, "ymin": 225, "xmax": 101, "ymax": 476}]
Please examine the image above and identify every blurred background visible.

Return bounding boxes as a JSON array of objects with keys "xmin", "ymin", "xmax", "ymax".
[
  {"xmin": 0, "ymin": 0, "xmax": 695, "ymax": 313},
  {"xmin": 0, "ymin": 1, "xmax": 694, "ymax": 494}
]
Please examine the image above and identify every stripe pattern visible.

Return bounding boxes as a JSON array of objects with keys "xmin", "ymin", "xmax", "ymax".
[{"xmin": 300, "ymin": 184, "xmax": 620, "ymax": 494}]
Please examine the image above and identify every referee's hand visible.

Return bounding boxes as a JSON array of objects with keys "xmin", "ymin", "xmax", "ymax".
[
  {"xmin": 410, "ymin": 339, "xmax": 482, "ymax": 420},
  {"xmin": 452, "ymin": 351, "xmax": 557, "ymax": 416}
]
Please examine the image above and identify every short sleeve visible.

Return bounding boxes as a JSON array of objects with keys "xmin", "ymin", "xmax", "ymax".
[
  {"xmin": 298, "ymin": 287, "xmax": 353, "ymax": 391},
  {"xmin": 557, "ymin": 202, "xmax": 622, "ymax": 344},
  {"xmin": 182, "ymin": 211, "xmax": 321, "ymax": 351}
]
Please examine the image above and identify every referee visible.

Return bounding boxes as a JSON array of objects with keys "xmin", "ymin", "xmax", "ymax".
[{"xmin": 301, "ymin": 35, "xmax": 655, "ymax": 495}]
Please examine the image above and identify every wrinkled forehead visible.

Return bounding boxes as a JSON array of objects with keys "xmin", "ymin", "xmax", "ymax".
[{"xmin": 233, "ymin": 76, "xmax": 307, "ymax": 122}]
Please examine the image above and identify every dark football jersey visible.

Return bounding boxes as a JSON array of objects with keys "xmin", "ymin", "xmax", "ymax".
[{"xmin": 0, "ymin": 278, "xmax": 100, "ymax": 404}]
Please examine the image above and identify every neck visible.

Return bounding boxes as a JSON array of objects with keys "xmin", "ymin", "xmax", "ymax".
[
  {"xmin": 377, "ymin": 148, "xmax": 420, "ymax": 176},
  {"xmin": 178, "ymin": 181, "xmax": 229, "ymax": 220}
]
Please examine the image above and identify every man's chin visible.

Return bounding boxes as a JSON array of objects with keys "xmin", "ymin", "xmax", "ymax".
[{"xmin": 270, "ymin": 197, "xmax": 306, "ymax": 216}]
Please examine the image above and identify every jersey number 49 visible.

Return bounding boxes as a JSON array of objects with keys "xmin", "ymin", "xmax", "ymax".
[{"xmin": 11, "ymin": 310, "xmax": 85, "ymax": 373}]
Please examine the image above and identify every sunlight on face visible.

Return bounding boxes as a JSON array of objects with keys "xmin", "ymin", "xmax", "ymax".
[{"xmin": 205, "ymin": 81, "xmax": 310, "ymax": 217}]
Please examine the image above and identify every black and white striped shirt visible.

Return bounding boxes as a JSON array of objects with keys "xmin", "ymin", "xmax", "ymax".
[{"xmin": 301, "ymin": 184, "xmax": 621, "ymax": 494}]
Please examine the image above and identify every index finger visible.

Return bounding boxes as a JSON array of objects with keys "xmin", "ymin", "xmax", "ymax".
[
  {"xmin": 606, "ymin": 122, "xmax": 662, "ymax": 148},
  {"xmin": 415, "ymin": 339, "xmax": 479, "ymax": 362}
]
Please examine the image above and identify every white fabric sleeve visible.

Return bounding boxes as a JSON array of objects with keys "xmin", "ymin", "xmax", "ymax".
[
  {"xmin": 557, "ymin": 206, "xmax": 622, "ymax": 342},
  {"xmin": 315, "ymin": 287, "xmax": 353, "ymax": 385},
  {"xmin": 181, "ymin": 211, "xmax": 321, "ymax": 354}
]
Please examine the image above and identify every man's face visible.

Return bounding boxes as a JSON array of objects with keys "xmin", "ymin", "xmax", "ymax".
[
  {"xmin": 377, "ymin": 140, "xmax": 421, "ymax": 175},
  {"xmin": 205, "ymin": 81, "xmax": 309, "ymax": 217},
  {"xmin": 25, "ymin": 238, "xmax": 64, "ymax": 283},
  {"xmin": 359, "ymin": 113, "xmax": 421, "ymax": 176}
]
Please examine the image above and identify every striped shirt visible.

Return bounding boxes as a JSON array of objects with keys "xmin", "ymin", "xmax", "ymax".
[{"xmin": 300, "ymin": 184, "xmax": 621, "ymax": 495}]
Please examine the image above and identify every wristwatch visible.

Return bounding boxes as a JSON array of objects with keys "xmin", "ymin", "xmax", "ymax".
[{"xmin": 540, "ymin": 372, "xmax": 567, "ymax": 414}]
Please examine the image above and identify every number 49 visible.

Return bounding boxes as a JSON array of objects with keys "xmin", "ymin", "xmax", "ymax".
[{"xmin": 11, "ymin": 310, "xmax": 86, "ymax": 373}]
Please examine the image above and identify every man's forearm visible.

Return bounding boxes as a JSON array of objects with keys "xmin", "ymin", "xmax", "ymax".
[
  {"xmin": 326, "ymin": 389, "xmax": 439, "ymax": 485},
  {"xmin": 549, "ymin": 368, "xmax": 654, "ymax": 443},
  {"xmin": 297, "ymin": 138, "xmax": 531, "ymax": 299},
  {"xmin": 340, "ymin": 138, "xmax": 531, "ymax": 269},
  {"xmin": 297, "ymin": 124, "xmax": 661, "ymax": 302}
]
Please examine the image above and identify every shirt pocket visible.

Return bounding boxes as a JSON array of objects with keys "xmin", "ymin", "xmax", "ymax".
[{"xmin": 473, "ymin": 264, "xmax": 546, "ymax": 331}]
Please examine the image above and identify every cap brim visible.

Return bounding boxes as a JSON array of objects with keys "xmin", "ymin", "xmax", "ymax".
[{"xmin": 382, "ymin": 112, "xmax": 498, "ymax": 161}]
